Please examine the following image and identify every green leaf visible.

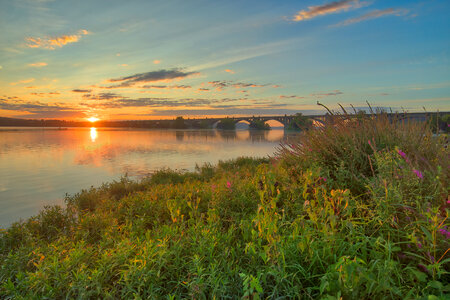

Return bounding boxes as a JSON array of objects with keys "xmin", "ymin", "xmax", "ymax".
[
  {"xmin": 411, "ymin": 270, "xmax": 427, "ymax": 282},
  {"xmin": 428, "ymin": 280, "xmax": 443, "ymax": 290}
]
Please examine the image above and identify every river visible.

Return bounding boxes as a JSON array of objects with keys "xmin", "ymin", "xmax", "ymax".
[{"xmin": 0, "ymin": 127, "xmax": 300, "ymax": 227}]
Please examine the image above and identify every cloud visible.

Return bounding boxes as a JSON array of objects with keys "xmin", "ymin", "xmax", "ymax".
[
  {"xmin": 0, "ymin": 65, "xmax": 2, "ymax": 69},
  {"xmin": 106, "ymin": 68, "xmax": 199, "ymax": 88},
  {"xmin": 198, "ymin": 88, "xmax": 210, "ymax": 91},
  {"xmin": 292, "ymin": 0, "xmax": 367, "ymax": 21},
  {"xmin": 208, "ymin": 80, "xmax": 272, "ymax": 91},
  {"xmin": 25, "ymin": 29, "xmax": 90, "ymax": 50},
  {"xmin": 30, "ymin": 92, "xmax": 60, "ymax": 97},
  {"xmin": 279, "ymin": 95, "xmax": 306, "ymax": 99},
  {"xmin": 72, "ymin": 89, "xmax": 92, "ymax": 93},
  {"xmin": 310, "ymin": 90, "xmax": 343, "ymax": 97},
  {"xmin": 141, "ymin": 85, "xmax": 192, "ymax": 89},
  {"xmin": 225, "ymin": 69, "xmax": 235, "ymax": 74},
  {"xmin": 28, "ymin": 62, "xmax": 48, "ymax": 67},
  {"xmin": 82, "ymin": 92, "xmax": 123, "ymax": 100},
  {"xmin": 333, "ymin": 8, "xmax": 409, "ymax": 26},
  {"xmin": 10, "ymin": 78, "xmax": 35, "ymax": 85},
  {"xmin": 0, "ymin": 97, "xmax": 85, "ymax": 119},
  {"xmin": 119, "ymin": 64, "xmax": 128, "ymax": 67},
  {"xmin": 153, "ymin": 60, "xmax": 161, "ymax": 64}
]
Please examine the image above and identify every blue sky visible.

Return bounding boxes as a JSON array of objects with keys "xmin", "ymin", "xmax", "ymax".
[{"xmin": 0, "ymin": 0, "xmax": 449, "ymax": 120}]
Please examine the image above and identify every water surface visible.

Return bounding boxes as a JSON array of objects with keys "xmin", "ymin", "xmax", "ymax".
[{"xmin": 0, "ymin": 127, "xmax": 300, "ymax": 227}]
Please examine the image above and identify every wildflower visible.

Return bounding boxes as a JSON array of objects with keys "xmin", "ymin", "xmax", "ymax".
[
  {"xmin": 438, "ymin": 227, "xmax": 450, "ymax": 239},
  {"xmin": 398, "ymin": 149, "xmax": 406, "ymax": 159},
  {"xmin": 226, "ymin": 181, "xmax": 232, "ymax": 189},
  {"xmin": 418, "ymin": 263, "xmax": 430, "ymax": 274},
  {"xmin": 413, "ymin": 169, "xmax": 423, "ymax": 179},
  {"xmin": 417, "ymin": 242, "xmax": 422, "ymax": 249}
]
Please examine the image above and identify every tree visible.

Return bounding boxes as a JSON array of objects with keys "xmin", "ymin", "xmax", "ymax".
[
  {"xmin": 249, "ymin": 119, "xmax": 270, "ymax": 130},
  {"xmin": 217, "ymin": 118, "xmax": 236, "ymax": 130},
  {"xmin": 172, "ymin": 116, "xmax": 187, "ymax": 129},
  {"xmin": 286, "ymin": 113, "xmax": 313, "ymax": 130}
]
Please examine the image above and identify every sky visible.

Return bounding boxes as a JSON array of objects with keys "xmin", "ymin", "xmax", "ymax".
[{"xmin": 0, "ymin": 0, "xmax": 449, "ymax": 121}]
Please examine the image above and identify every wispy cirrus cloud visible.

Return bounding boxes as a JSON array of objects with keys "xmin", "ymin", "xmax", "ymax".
[
  {"xmin": 26, "ymin": 29, "xmax": 90, "ymax": 50},
  {"xmin": 292, "ymin": 0, "xmax": 368, "ymax": 21},
  {"xmin": 106, "ymin": 68, "xmax": 199, "ymax": 88},
  {"xmin": 28, "ymin": 62, "xmax": 47, "ymax": 67},
  {"xmin": 333, "ymin": 8, "xmax": 409, "ymax": 27}
]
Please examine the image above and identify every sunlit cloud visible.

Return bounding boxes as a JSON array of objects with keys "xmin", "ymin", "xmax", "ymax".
[
  {"xmin": 292, "ymin": 0, "xmax": 368, "ymax": 21},
  {"xmin": 106, "ymin": 68, "xmax": 199, "ymax": 88},
  {"xmin": 153, "ymin": 60, "xmax": 161, "ymax": 64},
  {"xmin": 225, "ymin": 69, "xmax": 235, "ymax": 74},
  {"xmin": 119, "ymin": 64, "xmax": 128, "ymax": 67},
  {"xmin": 28, "ymin": 62, "xmax": 47, "ymax": 67},
  {"xmin": 0, "ymin": 65, "xmax": 3, "ymax": 69},
  {"xmin": 25, "ymin": 29, "xmax": 90, "ymax": 50},
  {"xmin": 10, "ymin": 78, "xmax": 35, "ymax": 85},
  {"xmin": 332, "ymin": 8, "xmax": 409, "ymax": 27}
]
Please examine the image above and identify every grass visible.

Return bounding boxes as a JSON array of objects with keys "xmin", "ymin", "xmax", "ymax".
[{"xmin": 0, "ymin": 111, "xmax": 449, "ymax": 299}]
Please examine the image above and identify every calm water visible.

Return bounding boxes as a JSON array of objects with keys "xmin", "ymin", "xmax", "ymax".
[{"xmin": 0, "ymin": 127, "xmax": 300, "ymax": 227}]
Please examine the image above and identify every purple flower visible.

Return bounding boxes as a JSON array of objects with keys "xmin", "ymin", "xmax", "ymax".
[
  {"xmin": 438, "ymin": 228, "xmax": 450, "ymax": 239},
  {"xmin": 417, "ymin": 242, "xmax": 422, "ymax": 249},
  {"xmin": 413, "ymin": 169, "xmax": 423, "ymax": 179},
  {"xmin": 418, "ymin": 263, "xmax": 430, "ymax": 274},
  {"xmin": 398, "ymin": 149, "xmax": 406, "ymax": 159}
]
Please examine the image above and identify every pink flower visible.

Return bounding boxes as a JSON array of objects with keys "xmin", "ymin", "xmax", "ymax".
[
  {"xmin": 398, "ymin": 149, "xmax": 406, "ymax": 159},
  {"xmin": 226, "ymin": 181, "xmax": 232, "ymax": 189},
  {"xmin": 413, "ymin": 169, "xmax": 423, "ymax": 179}
]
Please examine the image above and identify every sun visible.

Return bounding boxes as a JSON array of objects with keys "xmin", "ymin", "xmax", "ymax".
[{"xmin": 87, "ymin": 117, "xmax": 99, "ymax": 123}]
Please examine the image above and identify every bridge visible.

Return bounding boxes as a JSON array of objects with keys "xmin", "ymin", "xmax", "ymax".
[{"xmin": 179, "ymin": 112, "xmax": 443, "ymax": 129}]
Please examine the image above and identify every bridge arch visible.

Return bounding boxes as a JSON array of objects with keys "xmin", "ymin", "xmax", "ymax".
[{"xmin": 264, "ymin": 119, "xmax": 285, "ymax": 129}]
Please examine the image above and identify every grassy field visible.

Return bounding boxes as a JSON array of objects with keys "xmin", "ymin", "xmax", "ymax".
[{"xmin": 1, "ymin": 112, "xmax": 449, "ymax": 299}]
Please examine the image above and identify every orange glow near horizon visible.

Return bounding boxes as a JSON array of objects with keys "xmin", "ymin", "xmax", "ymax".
[{"xmin": 88, "ymin": 117, "xmax": 99, "ymax": 123}]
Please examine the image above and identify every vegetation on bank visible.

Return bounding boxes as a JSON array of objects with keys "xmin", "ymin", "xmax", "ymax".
[{"xmin": 0, "ymin": 111, "xmax": 449, "ymax": 299}]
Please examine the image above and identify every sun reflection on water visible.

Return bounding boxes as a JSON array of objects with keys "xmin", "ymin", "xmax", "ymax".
[{"xmin": 90, "ymin": 127, "xmax": 97, "ymax": 142}]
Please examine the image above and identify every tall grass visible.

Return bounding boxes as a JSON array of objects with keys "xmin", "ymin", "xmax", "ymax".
[{"xmin": 0, "ymin": 112, "xmax": 448, "ymax": 299}]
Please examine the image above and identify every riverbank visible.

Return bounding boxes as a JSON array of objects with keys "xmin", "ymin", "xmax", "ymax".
[{"xmin": 1, "ymin": 113, "xmax": 448, "ymax": 298}]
